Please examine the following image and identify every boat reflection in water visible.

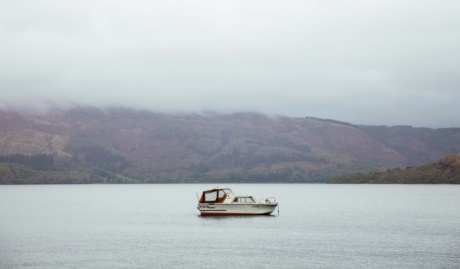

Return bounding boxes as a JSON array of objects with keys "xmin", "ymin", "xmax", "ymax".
[{"xmin": 197, "ymin": 187, "xmax": 278, "ymax": 216}]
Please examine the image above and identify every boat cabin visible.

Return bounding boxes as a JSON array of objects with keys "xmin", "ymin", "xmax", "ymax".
[{"xmin": 198, "ymin": 187, "xmax": 257, "ymax": 204}]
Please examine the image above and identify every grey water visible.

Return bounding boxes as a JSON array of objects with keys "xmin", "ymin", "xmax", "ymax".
[{"xmin": 0, "ymin": 184, "xmax": 459, "ymax": 269}]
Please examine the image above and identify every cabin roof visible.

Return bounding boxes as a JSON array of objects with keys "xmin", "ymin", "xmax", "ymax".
[{"xmin": 202, "ymin": 187, "xmax": 232, "ymax": 192}]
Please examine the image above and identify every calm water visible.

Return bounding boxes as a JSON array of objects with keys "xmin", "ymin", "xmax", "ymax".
[{"xmin": 0, "ymin": 184, "xmax": 459, "ymax": 269}]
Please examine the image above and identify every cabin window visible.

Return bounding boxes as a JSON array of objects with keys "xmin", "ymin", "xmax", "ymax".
[
  {"xmin": 233, "ymin": 197, "xmax": 255, "ymax": 203},
  {"xmin": 245, "ymin": 197, "xmax": 255, "ymax": 203},
  {"xmin": 218, "ymin": 190, "xmax": 225, "ymax": 198},
  {"xmin": 204, "ymin": 191, "xmax": 217, "ymax": 202}
]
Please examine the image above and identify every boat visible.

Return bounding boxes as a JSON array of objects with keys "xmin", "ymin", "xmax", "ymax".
[{"xmin": 197, "ymin": 187, "xmax": 278, "ymax": 216}]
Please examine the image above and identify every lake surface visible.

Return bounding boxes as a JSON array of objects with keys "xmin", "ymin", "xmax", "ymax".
[{"xmin": 0, "ymin": 184, "xmax": 459, "ymax": 269}]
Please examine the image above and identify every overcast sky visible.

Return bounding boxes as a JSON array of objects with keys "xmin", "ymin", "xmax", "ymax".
[{"xmin": 1, "ymin": 0, "xmax": 459, "ymax": 127}]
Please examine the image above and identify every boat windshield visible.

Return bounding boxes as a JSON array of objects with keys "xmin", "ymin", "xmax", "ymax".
[{"xmin": 222, "ymin": 189, "xmax": 233, "ymax": 194}]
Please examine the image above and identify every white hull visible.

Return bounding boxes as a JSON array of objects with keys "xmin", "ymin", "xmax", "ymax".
[{"xmin": 198, "ymin": 203, "xmax": 278, "ymax": 216}]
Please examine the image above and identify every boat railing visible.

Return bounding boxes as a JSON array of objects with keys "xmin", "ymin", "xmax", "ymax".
[{"xmin": 259, "ymin": 197, "xmax": 277, "ymax": 204}]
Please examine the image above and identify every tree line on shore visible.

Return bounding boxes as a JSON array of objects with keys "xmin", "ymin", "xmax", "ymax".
[
  {"xmin": 329, "ymin": 155, "xmax": 460, "ymax": 184},
  {"xmin": 1, "ymin": 153, "xmax": 459, "ymax": 184}
]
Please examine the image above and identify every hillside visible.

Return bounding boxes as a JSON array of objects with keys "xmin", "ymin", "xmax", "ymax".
[
  {"xmin": 329, "ymin": 155, "xmax": 460, "ymax": 184},
  {"xmin": 1, "ymin": 107, "xmax": 459, "ymax": 184}
]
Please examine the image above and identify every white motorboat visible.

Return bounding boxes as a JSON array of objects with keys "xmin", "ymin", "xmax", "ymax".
[{"xmin": 197, "ymin": 187, "xmax": 278, "ymax": 216}]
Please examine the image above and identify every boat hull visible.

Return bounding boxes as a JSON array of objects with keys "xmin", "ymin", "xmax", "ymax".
[{"xmin": 198, "ymin": 203, "xmax": 278, "ymax": 216}]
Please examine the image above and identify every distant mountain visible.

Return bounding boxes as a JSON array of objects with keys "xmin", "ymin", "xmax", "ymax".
[
  {"xmin": 1, "ymin": 107, "xmax": 459, "ymax": 184},
  {"xmin": 329, "ymin": 155, "xmax": 460, "ymax": 184}
]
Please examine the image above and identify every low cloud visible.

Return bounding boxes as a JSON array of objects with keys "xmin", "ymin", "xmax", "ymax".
[{"xmin": 1, "ymin": 0, "xmax": 459, "ymax": 127}]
